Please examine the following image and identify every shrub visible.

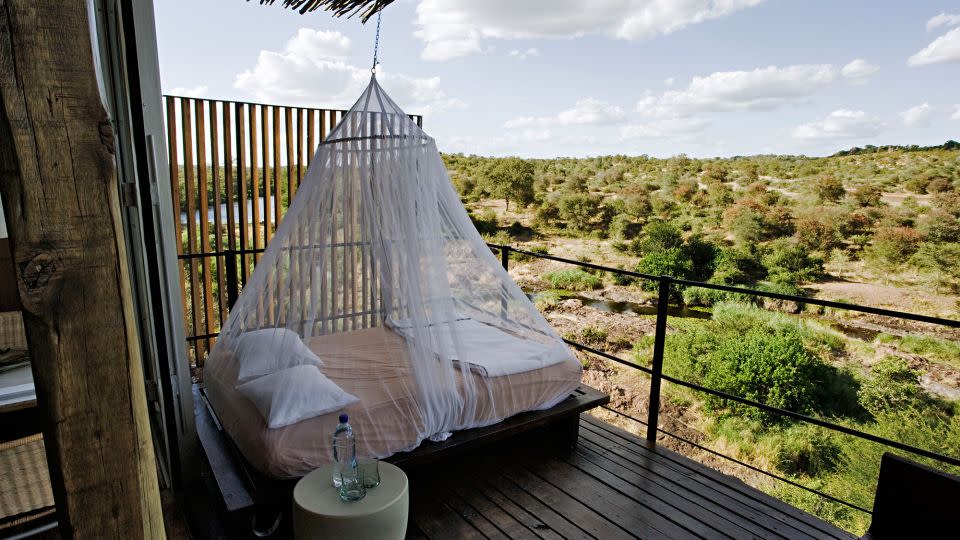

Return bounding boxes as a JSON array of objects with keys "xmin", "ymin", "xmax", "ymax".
[
  {"xmin": 630, "ymin": 220, "xmax": 684, "ymax": 256},
  {"xmin": 815, "ymin": 175, "xmax": 846, "ymax": 203},
  {"xmin": 701, "ymin": 325, "xmax": 823, "ymax": 421},
  {"xmin": 557, "ymin": 193, "xmax": 610, "ymax": 232},
  {"xmin": 611, "ymin": 265, "xmax": 637, "ymax": 286},
  {"xmin": 635, "ymin": 248, "xmax": 693, "ymax": 299},
  {"xmin": 543, "ymin": 268, "xmax": 602, "ymax": 291},
  {"xmin": 866, "ymin": 226, "xmax": 922, "ymax": 267},
  {"xmin": 609, "ymin": 213, "xmax": 642, "ymax": 240},
  {"xmin": 774, "ymin": 425, "xmax": 843, "ymax": 477},
  {"xmin": 858, "ymin": 357, "xmax": 925, "ymax": 415},
  {"xmin": 795, "ymin": 217, "xmax": 840, "ymax": 253},
  {"xmin": 711, "ymin": 247, "xmax": 767, "ymax": 285},
  {"xmin": 852, "ymin": 184, "xmax": 883, "ymax": 207},
  {"xmin": 469, "ymin": 209, "xmax": 499, "ymax": 236},
  {"xmin": 762, "ymin": 239, "xmax": 824, "ymax": 285},
  {"xmin": 580, "ymin": 326, "xmax": 608, "ymax": 347}
]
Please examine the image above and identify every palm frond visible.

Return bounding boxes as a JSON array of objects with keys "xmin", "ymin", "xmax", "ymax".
[{"xmin": 253, "ymin": 0, "xmax": 394, "ymax": 22}]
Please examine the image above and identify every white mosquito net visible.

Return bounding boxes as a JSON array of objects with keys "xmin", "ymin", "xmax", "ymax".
[{"xmin": 204, "ymin": 76, "xmax": 582, "ymax": 478}]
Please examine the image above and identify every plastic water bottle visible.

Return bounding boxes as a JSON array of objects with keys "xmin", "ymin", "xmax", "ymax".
[
  {"xmin": 332, "ymin": 414, "xmax": 364, "ymax": 501},
  {"xmin": 332, "ymin": 414, "xmax": 354, "ymax": 487}
]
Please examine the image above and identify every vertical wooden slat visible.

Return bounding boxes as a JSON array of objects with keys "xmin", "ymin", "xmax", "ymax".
[
  {"xmin": 261, "ymin": 105, "xmax": 271, "ymax": 243},
  {"xmin": 307, "ymin": 109, "xmax": 315, "ymax": 167},
  {"xmin": 250, "ymin": 104, "xmax": 261, "ymax": 268},
  {"xmin": 295, "ymin": 108, "xmax": 304, "ymax": 191},
  {"xmin": 236, "ymin": 103, "xmax": 249, "ymax": 282},
  {"xmin": 211, "ymin": 101, "xmax": 227, "ymax": 327},
  {"xmin": 286, "ymin": 106, "xmax": 295, "ymax": 202},
  {"xmin": 166, "ymin": 97, "xmax": 191, "ymax": 342},
  {"xmin": 195, "ymin": 99, "xmax": 215, "ymax": 358},
  {"xmin": 224, "ymin": 102, "xmax": 236, "ymax": 260},
  {"xmin": 273, "ymin": 106, "xmax": 282, "ymax": 229},
  {"xmin": 181, "ymin": 98, "xmax": 204, "ymax": 361}
]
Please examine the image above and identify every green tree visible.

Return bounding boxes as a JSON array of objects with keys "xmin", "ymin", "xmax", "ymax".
[
  {"xmin": 557, "ymin": 193, "xmax": 606, "ymax": 231},
  {"xmin": 482, "ymin": 157, "xmax": 535, "ymax": 210}
]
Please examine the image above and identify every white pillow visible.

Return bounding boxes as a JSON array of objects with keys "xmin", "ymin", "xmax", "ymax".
[
  {"xmin": 234, "ymin": 328, "xmax": 323, "ymax": 384},
  {"xmin": 236, "ymin": 365, "xmax": 359, "ymax": 429}
]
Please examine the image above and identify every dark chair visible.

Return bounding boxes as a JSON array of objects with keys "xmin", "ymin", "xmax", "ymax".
[{"xmin": 863, "ymin": 452, "xmax": 960, "ymax": 539}]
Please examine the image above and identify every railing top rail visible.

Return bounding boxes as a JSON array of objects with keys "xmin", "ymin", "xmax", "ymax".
[
  {"xmin": 161, "ymin": 94, "xmax": 422, "ymax": 121},
  {"xmin": 488, "ymin": 243, "xmax": 960, "ymax": 329}
]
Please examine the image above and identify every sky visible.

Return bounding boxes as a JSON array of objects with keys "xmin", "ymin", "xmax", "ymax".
[{"xmin": 155, "ymin": 0, "xmax": 960, "ymax": 159}]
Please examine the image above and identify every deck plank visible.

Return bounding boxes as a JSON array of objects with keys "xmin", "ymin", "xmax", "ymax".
[{"xmin": 579, "ymin": 416, "xmax": 855, "ymax": 539}]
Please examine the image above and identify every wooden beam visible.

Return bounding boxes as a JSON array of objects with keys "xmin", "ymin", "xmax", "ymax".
[{"xmin": 0, "ymin": 1, "xmax": 165, "ymax": 538}]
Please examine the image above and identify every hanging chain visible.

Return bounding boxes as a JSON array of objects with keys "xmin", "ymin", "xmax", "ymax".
[{"xmin": 371, "ymin": 11, "xmax": 382, "ymax": 74}]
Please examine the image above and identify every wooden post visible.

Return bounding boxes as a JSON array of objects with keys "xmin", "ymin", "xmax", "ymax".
[{"xmin": 0, "ymin": 1, "xmax": 165, "ymax": 538}]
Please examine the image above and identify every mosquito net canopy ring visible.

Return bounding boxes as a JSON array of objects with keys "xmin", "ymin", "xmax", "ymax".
[{"xmin": 204, "ymin": 77, "xmax": 582, "ymax": 478}]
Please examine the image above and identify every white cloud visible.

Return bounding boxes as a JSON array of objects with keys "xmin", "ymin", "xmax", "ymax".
[
  {"xmin": 505, "ymin": 98, "xmax": 625, "ymax": 128},
  {"xmin": 900, "ymin": 103, "xmax": 933, "ymax": 127},
  {"xmin": 841, "ymin": 59, "xmax": 879, "ymax": 80},
  {"xmin": 414, "ymin": 0, "xmax": 765, "ymax": 61},
  {"xmin": 952, "ymin": 105, "xmax": 960, "ymax": 120},
  {"xmin": 234, "ymin": 28, "xmax": 462, "ymax": 114},
  {"xmin": 927, "ymin": 12, "xmax": 960, "ymax": 31},
  {"xmin": 636, "ymin": 64, "xmax": 839, "ymax": 117},
  {"xmin": 168, "ymin": 85, "xmax": 209, "ymax": 97},
  {"xmin": 908, "ymin": 27, "xmax": 960, "ymax": 66},
  {"xmin": 509, "ymin": 48, "xmax": 539, "ymax": 60},
  {"xmin": 792, "ymin": 110, "xmax": 884, "ymax": 140},
  {"xmin": 664, "ymin": 77, "xmax": 675, "ymax": 86},
  {"xmin": 620, "ymin": 117, "xmax": 710, "ymax": 139}
]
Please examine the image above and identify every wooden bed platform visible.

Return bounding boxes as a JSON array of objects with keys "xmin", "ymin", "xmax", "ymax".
[{"xmin": 192, "ymin": 383, "xmax": 610, "ymax": 536}]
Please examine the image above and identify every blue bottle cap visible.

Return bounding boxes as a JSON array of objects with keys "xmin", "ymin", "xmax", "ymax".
[{"xmin": 339, "ymin": 413, "xmax": 348, "ymax": 423}]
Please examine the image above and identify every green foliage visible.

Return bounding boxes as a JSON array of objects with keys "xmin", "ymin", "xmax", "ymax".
[
  {"xmin": 609, "ymin": 213, "xmax": 642, "ymax": 240},
  {"xmin": 480, "ymin": 157, "xmax": 535, "ymax": 210},
  {"xmin": 762, "ymin": 239, "xmax": 824, "ymax": 285},
  {"xmin": 543, "ymin": 268, "xmax": 602, "ymax": 291},
  {"xmin": 773, "ymin": 425, "xmax": 843, "ymax": 477},
  {"xmin": 866, "ymin": 226, "xmax": 922, "ymax": 267},
  {"xmin": 664, "ymin": 303, "xmax": 851, "ymax": 423},
  {"xmin": 579, "ymin": 326, "xmax": 609, "ymax": 347},
  {"xmin": 469, "ymin": 209, "xmax": 499, "ymax": 236},
  {"xmin": 711, "ymin": 246, "xmax": 767, "ymax": 285},
  {"xmin": 557, "ymin": 193, "xmax": 610, "ymax": 232},
  {"xmin": 858, "ymin": 357, "xmax": 925, "ymax": 415},
  {"xmin": 815, "ymin": 175, "xmax": 846, "ymax": 203}
]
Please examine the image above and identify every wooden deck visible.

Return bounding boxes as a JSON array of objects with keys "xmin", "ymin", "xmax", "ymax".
[{"xmin": 404, "ymin": 415, "xmax": 854, "ymax": 540}]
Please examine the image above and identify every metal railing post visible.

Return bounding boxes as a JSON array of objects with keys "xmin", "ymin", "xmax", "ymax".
[
  {"xmin": 225, "ymin": 249, "xmax": 239, "ymax": 309},
  {"xmin": 500, "ymin": 246, "xmax": 509, "ymax": 319},
  {"xmin": 647, "ymin": 275, "xmax": 670, "ymax": 443}
]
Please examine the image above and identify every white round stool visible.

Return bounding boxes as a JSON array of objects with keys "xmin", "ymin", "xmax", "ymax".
[{"xmin": 292, "ymin": 462, "xmax": 408, "ymax": 540}]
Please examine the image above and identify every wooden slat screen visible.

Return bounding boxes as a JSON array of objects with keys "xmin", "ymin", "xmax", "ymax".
[{"xmin": 162, "ymin": 95, "xmax": 421, "ymax": 379}]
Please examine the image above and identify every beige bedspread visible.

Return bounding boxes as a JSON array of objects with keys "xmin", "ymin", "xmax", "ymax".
[{"xmin": 204, "ymin": 325, "xmax": 582, "ymax": 478}]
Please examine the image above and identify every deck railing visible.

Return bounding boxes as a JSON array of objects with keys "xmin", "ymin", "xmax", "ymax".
[
  {"xmin": 162, "ymin": 95, "xmax": 421, "ymax": 366},
  {"xmin": 487, "ymin": 242, "xmax": 960, "ymax": 515}
]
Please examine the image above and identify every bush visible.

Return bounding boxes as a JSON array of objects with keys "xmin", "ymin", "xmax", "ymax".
[
  {"xmin": 701, "ymin": 325, "xmax": 823, "ymax": 421},
  {"xmin": 762, "ymin": 239, "xmax": 824, "ymax": 285},
  {"xmin": 635, "ymin": 248, "xmax": 693, "ymax": 299},
  {"xmin": 580, "ymin": 326, "xmax": 608, "ymax": 347},
  {"xmin": 866, "ymin": 226, "xmax": 922, "ymax": 267},
  {"xmin": 711, "ymin": 247, "xmax": 767, "ymax": 285},
  {"xmin": 815, "ymin": 175, "xmax": 846, "ymax": 203},
  {"xmin": 858, "ymin": 357, "xmax": 925, "ymax": 415},
  {"xmin": 609, "ymin": 213, "xmax": 642, "ymax": 240},
  {"xmin": 469, "ymin": 209, "xmax": 499, "ymax": 236},
  {"xmin": 557, "ymin": 193, "xmax": 609, "ymax": 232},
  {"xmin": 543, "ymin": 268, "xmax": 602, "ymax": 291},
  {"xmin": 774, "ymin": 425, "xmax": 842, "ymax": 477}
]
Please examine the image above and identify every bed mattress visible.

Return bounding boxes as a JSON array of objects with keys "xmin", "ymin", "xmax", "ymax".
[{"xmin": 204, "ymin": 325, "xmax": 582, "ymax": 478}]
